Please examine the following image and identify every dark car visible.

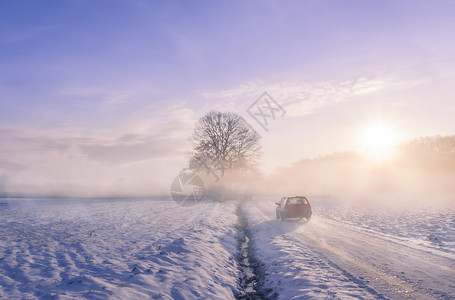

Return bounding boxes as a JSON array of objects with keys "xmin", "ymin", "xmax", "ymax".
[{"xmin": 275, "ymin": 196, "xmax": 312, "ymax": 221}]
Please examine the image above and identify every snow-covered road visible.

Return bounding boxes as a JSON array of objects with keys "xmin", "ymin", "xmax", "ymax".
[{"xmin": 243, "ymin": 198, "xmax": 455, "ymax": 299}]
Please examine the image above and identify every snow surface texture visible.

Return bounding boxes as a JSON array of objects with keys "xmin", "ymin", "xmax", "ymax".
[
  {"xmin": 1, "ymin": 197, "xmax": 454, "ymax": 299},
  {"xmin": 0, "ymin": 199, "xmax": 240, "ymax": 299},
  {"xmin": 315, "ymin": 199, "xmax": 455, "ymax": 260},
  {"xmin": 243, "ymin": 198, "xmax": 455, "ymax": 299}
]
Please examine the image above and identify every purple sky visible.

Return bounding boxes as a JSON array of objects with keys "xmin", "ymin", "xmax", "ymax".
[{"xmin": 1, "ymin": 1, "xmax": 455, "ymax": 196}]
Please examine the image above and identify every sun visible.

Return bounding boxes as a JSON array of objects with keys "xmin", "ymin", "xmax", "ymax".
[{"xmin": 359, "ymin": 121, "xmax": 400, "ymax": 160}]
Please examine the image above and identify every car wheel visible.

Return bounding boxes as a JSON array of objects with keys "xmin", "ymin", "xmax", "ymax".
[
  {"xmin": 279, "ymin": 213, "xmax": 285, "ymax": 222},
  {"xmin": 276, "ymin": 212, "xmax": 280, "ymax": 220}
]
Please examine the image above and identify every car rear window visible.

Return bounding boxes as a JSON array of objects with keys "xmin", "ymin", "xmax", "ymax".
[{"xmin": 286, "ymin": 197, "xmax": 308, "ymax": 205}]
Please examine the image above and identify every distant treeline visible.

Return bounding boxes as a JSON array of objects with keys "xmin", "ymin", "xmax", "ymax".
[
  {"xmin": 263, "ymin": 135, "xmax": 455, "ymax": 200},
  {"xmin": 300, "ymin": 135, "xmax": 455, "ymax": 171},
  {"xmin": 399, "ymin": 135, "xmax": 455, "ymax": 171}
]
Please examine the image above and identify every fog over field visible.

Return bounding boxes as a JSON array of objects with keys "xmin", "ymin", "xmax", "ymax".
[{"xmin": 261, "ymin": 139, "xmax": 455, "ymax": 206}]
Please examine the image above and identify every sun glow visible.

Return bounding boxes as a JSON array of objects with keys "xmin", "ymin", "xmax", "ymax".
[{"xmin": 359, "ymin": 121, "xmax": 400, "ymax": 160}]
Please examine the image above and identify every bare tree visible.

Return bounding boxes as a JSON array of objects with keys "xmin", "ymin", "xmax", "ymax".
[{"xmin": 188, "ymin": 111, "xmax": 261, "ymax": 178}]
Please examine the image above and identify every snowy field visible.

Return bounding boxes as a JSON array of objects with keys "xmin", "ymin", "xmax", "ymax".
[
  {"xmin": 0, "ymin": 198, "xmax": 240, "ymax": 299},
  {"xmin": 1, "ymin": 197, "xmax": 454, "ymax": 299}
]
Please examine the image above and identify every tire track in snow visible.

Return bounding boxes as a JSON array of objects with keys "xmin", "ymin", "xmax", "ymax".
[
  {"xmin": 284, "ymin": 233, "xmax": 387, "ymax": 299},
  {"xmin": 244, "ymin": 198, "xmax": 454, "ymax": 299},
  {"xmin": 286, "ymin": 232, "xmax": 414, "ymax": 299},
  {"xmin": 296, "ymin": 218, "xmax": 453, "ymax": 299},
  {"xmin": 243, "ymin": 201, "xmax": 381, "ymax": 299}
]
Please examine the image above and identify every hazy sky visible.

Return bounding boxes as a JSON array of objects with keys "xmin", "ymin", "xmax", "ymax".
[{"xmin": 1, "ymin": 0, "xmax": 455, "ymax": 196}]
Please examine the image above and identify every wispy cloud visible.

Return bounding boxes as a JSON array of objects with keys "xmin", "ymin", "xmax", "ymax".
[
  {"xmin": 201, "ymin": 77, "xmax": 391, "ymax": 116},
  {"xmin": 56, "ymin": 86, "xmax": 135, "ymax": 110},
  {"xmin": 0, "ymin": 160, "xmax": 25, "ymax": 171},
  {"xmin": 0, "ymin": 113, "xmax": 194, "ymax": 196},
  {"xmin": 80, "ymin": 122, "xmax": 186, "ymax": 165},
  {"xmin": 0, "ymin": 118, "xmax": 190, "ymax": 168},
  {"xmin": 3, "ymin": 25, "xmax": 60, "ymax": 43},
  {"xmin": 57, "ymin": 87, "xmax": 105, "ymax": 97}
]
